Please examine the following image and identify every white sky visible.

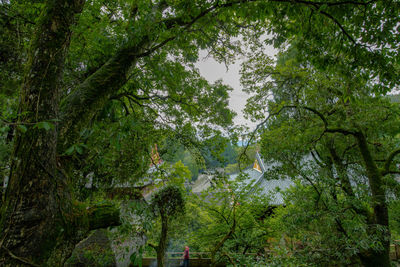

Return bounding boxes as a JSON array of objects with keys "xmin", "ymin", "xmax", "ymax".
[{"xmin": 195, "ymin": 46, "xmax": 277, "ymax": 129}]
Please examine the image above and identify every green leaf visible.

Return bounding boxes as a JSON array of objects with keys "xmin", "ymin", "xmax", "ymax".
[
  {"xmin": 130, "ymin": 253, "xmax": 136, "ymax": 264},
  {"xmin": 17, "ymin": 124, "xmax": 27, "ymax": 133},
  {"xmin": 35, "ymin": 121, "xmax": 53, "ymax": 131},
  {"xmin": 65, "ymin": 145, "xmax": 75, "ymax": 155},
  {"xmin": 75, "ymin": 145, "xmax": 83, "ymax": 154},
  {"xmin": 0, "ymin": 126, "xmax": 10, "ymax": 133}
]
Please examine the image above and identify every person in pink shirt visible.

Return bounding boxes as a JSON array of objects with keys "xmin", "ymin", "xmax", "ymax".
[{"xmin": 182, "ymin": 246, "xmax": 189, "ymax": 267}]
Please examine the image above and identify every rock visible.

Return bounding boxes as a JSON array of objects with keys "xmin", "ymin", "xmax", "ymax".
[{"xmin": 65, "ymin": 229, "xmax": 116, "ymax": 267}]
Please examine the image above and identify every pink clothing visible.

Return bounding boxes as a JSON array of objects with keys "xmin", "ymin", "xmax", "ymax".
[{"xmin": 184, "ymin": 248, "xmax": 189, "ymax": 259}]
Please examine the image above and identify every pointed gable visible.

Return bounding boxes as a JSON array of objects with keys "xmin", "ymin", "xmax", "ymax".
[
  {"xmin": 253, "ymin": 160, "xmax": 262, "ymax": 173},
  {"xmin": 253, "ymin": 152, "xmax": 265, "ymax": 173}
]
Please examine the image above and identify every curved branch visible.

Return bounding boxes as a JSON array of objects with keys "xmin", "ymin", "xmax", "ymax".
[
  {"xmin": 207, "ymin": 207, "xmax": 230, "ymax": 226},
  {"xmin": 311, "ymin": 150, "xmax": 325, "ymax": 168},
  {"xmin": 60, "ymin": 0, "xmax": 260, "ymax": 148},
  {"xmin": 282, "ymin": 105, "xmax": 357, "ymax": 136},
  {"xmin": 382, "ymin": 148, "xmax": 400, "ymax": 176},
  {"xmin": 318, "ymin": 10, "xmax": 356, "ymax": 44},
  {"xmin": 241, "ymin": 104, "xmax": 330, "ymax": 169},
  {"xmin": 291, "ymin": 0, "xmax": 374, "ymax": 6},
  {"xmin": 243, "ymin": 104, "xmax": 357, "ymax": 161},
  {"xmin": 325, "ymin": 127, "xmax": 357, "ymax": 136},
  {"xmin": 287, "ymin": 105, "xmax": 329, "ymax": 128},
  {"xmin": 288, "ymin": 0, "xmax": 374, "ymax": 45},
  {"xmin": 222, "ymin": 251, "xmax": 236, "ymax": 267}
]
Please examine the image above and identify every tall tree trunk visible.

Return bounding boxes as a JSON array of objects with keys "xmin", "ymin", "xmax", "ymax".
[
  {"xmin": 157, "ymin": 213, "xmax": 168, "ymax": 267},
  {"xmin": 355, "ymin": 132, "xmax": 390, "ymax": 267},
  {"xmin": 0, "ymin": 1, "xmax": 85, "ymax": 265}
]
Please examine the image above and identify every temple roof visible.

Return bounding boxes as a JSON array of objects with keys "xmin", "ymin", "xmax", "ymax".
[{"xmin": 229, "ymin": 152, "xmax": 294, "ymax": 205}]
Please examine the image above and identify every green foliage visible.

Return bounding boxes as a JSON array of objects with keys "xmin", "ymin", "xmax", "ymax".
[
  {"xmin": 130, "ymin": 246, "xmax": 144, "ymax": 267},
  {"xmin": 161, "ymin": 135, "xmax": 239, "ymax": 180},
  {"xmin": 1, "ymin": 0, "xmax": 400, "ymax": 265},
  {"xmin": 1, "ymin": 0, "xmax": 241, "ymax": 200},
  {"xmin": 0, "ymin": 1, "xmax": 39, "ymax": 96},
  {"xmin": 269, "ymin": 184, "xmax": 374, "ymax": 265},
  {"xmin": 242, "ymin": 31, "xmax": 400, "ymax": 264},
  {"xmin": 65, "ymin": 230, "xmax": 116, "ymax": 267},
  {"xmin": 258, "ymin": 1, "xmax": 400, "ymax": 94},
  {"xmin": 187, "ymin": 173, "xmax": 271, "ymax": 264},
  {"xmin": 0, "ymin": 125, "xmax": 12, "ymax": 183},
  {"xmin": 150, "ymin": 185, "xmax": 185, "ymax": 219},
  {"xmin": 389, "ymin": 201, "xmax": 400, "ymax": 240}
]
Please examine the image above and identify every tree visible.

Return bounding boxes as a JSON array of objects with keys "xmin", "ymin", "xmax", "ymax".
[
  {"xmin": 241, "ymin": 43, "xmax": 400, "ymax": 266},
  {"xmin": 149, "ymin": 185, "xmax": 185, "ymax": 267},
  {"xmin": 239, "ymin": 1, "xmax": 399, "ymax": 265},
  {"xmin": 0, "ymin": 0, "xmax": 237, "ymax": 264},
  {"xmin": 1, "ymin": 1, "xmax": 234, "ymax": 265},
  {"xmin": 0, "ymin": 1, "xmax": 91, "ymax": 266}
]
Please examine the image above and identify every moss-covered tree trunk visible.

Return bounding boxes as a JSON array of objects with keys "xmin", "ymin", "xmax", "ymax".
[
  {"xmin": 156, "ymin": 213, "xmax": 168, "ymax": 267},
  {"xmin": 327, "ymin": 135, "xmax": 390, "ymax": 266},
  {"xmin": 355, "ymin": 132, "xmax": 391, "ymax": 267},
  {"xmin": 0, "ymin": 1, "xmax": 85, "ymax": 265}
]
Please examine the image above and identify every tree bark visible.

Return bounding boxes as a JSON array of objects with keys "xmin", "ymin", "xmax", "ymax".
[
  {"xmin": 327, "ymin": 141, "xmax": 354, "ymax": 197},
  {"xmin": 324, "ymin": 126, "xmax": 391, "ymax": 265},
  {"xmin": 355, "ymin": 132, "xmax": 391, "ymax": 267},
  {"xmin": 58, "ymin": 43, "xmax": 148, "ymax": 150},
  {"xmin": 157, "ymin": 212, "xmax": 168, "ymax": 267},
  {"xmin": 0, "ymin": 1, "xmax": 85, "ymax": 265}
]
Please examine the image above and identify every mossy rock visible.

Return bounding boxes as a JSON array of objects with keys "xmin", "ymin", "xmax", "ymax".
[{"xmin": 65, "ymin": 229, "xmax": 116, "ymax": 267}]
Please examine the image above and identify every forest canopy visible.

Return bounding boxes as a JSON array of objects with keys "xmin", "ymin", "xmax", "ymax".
[{"xmin": 0, "ymin": 0, "xmax": 399, "ymax": 266}]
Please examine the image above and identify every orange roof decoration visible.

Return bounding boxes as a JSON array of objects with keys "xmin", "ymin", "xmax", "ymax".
[
  {"xmin": 150, "ymin": 144, "xmax": 162, "ymax": 166},
  {"xmin": 253, "ymin": 159, "xmax": 262, "ymax": 173}
]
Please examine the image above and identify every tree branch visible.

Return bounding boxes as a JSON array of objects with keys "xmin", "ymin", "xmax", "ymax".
[
  {"xmin": 290, "ymin": 0, "xmax": 374, "ymax": 6},
  {"xmin": 382, "ymin": 148, "xmax": 400, "ymax": 176},
  {"xmin": 318, "ymin": 10, "xmax": 356, "ymax": 44},
  {"xmin": 59, "ymin": 0, "xmax": 251, "ymax": 148},
  {"xmin": 325, "ymin": 127, "xmax": 357, "ymax": 136},
  {"xmin": 60, "ymin": 0, "xmax": 368, "ymax": 149},
  {"xmin": 222, "ymin": 251, "xmax": 236, "ymax": 267},
  {"xmin": 208, "ymin": 207, "xmax": 230, "ymax": 226},
  {"xmin": 286, "ymin": 105, "xmax": 329, "ymax": 128}
]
